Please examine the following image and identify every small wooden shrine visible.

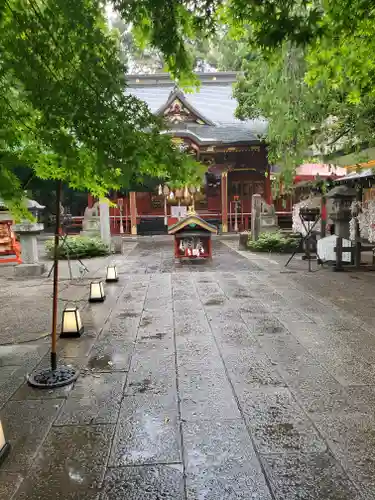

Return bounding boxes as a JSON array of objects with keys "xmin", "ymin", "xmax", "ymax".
[
  {"xmin": 168, "ymin": 209, "xmax": 217, "ymax": 260},
  {"xmin": 0, "ymin": 200, "xmax": 21, "ymax": 264}
]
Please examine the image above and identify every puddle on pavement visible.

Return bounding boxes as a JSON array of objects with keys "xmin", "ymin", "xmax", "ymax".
[
  {"xmin": 129, "ymin": 378, "xmax": 152, "ymax": 393},
  {"xmin": 87, "ymin": 354, "xmax": 114, "ymax": 370},
  {"xmin": 140, "ymin": 317, "xmax": 153, "ymax": 327},
  {"xmin": 140, "ymin": 333, "xmax": 166, "ymax": 340},
  {"xmin": 204, "ymin": 297, "xmax": 225, "ymax": 306},
  {"xmin": 117, "ymin": 312, "xmax": 139, "ymax": 319}
]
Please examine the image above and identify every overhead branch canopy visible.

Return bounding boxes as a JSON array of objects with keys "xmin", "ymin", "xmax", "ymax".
[
  {"xmin": 0, "ymin": 0, "xmax": 200, "ymax": 216},
  {"xmin": 114, "ymin": 0, "xmax": 375, "ymax": 182}
]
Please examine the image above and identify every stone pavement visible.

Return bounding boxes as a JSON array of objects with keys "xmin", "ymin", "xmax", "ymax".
[{"xmin": 1, "ymin": 239, "xmax": 375, "ymax": 498}]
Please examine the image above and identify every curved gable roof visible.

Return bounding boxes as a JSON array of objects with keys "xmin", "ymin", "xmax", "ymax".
[{"xmin": 126, "ymin": 73, "xmax": 268, "ymax": 143}]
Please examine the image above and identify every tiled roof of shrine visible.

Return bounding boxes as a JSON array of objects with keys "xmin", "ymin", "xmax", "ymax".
[{"xmin": 126, "ymin": 72, "xmax": 268, "ymax": 144}]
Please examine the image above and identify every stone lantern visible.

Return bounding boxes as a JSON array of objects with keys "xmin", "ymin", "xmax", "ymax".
[
  {"xmin": 26, "ymin": 199, "xmax": 45, "ymax": 221},
  {"xmin": 12, "ymin": 199, "xmax": 46, "ymax": 276},
  {"xmin": 325, "ymin": 185, "xmax": 356, "ymax": 240}
]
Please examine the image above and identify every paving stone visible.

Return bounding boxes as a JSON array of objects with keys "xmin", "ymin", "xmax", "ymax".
[
  {"xmin": 0, "ymin": 472, "xmax": 23, "ymax": 499},
  {"xmin": 57, "ymin": 335, "xmax": 98, "ymax": 359},
  {"xmin": 0, "ymin": 343, "xmax": 47, "ymax": 370},
  {"xmin": 139, "ymin": 309, "xmax": 174, "ymax": 335},
  {"xmin": 240, "ymin": 388, "xmax": 327, "ymax": 454},
  {"xmin": 54, "ymin": 372, "xmax": 126, "ymax": 425},
  {"xmin": 211, "ymin": 321, "xmax": 258, "ymax": 349},
  {"xmin": 126, "ymin": 351, "xmax": 176, "ymax": 396},
  {"xmin": 0, "ymin": 399, "xmax": 63, "ymax": 472},
  {"xmin": 224, "ymin": 349, "xmax": 286, "ymax": 390},
  {"xmin": 101, "ymin": 315, "xmax": 140, "ymax": 341},
  {"xmin": 55, "ymin": 397, "xmax": 121, "ymax": 425},
  {"xmin": 174, "ymin": 309, "xmax": 211, "ymax": 337},
  {"xmin": 87, "ymin": 339, "xmax": 133, "ymax": 372},
  {"xmin": 12, "ymin": 424, "xmax": 113, "ymax": 500},
  {"xmin": 261, "ymin": 452, "xmax": 360, "ymax": 500},
  {"xmin": 109, "ymin": 395, "xmax": 180, "ymax": 466},
  {"xmin": 276, "ymin": 357, "xmax": 363, "ymax": 415},
  {"xmin": 0, "ymin": 366, "xmax": 26, "ymax": 407},
  {"xmin": 70, "ymin": 372, "xmax": 127, "ymax": 400},
  {"xmin": 12, "ymin": 379, "xmax": 73, "ymax": 401},
  {"xmin": 184, "ymin": 419, "xmax": 272, "ymax": 500},
  {"xmin": 179, "ymin": 366, "xmax": 240, "ymax": 421},
  {"xmin": 259, "ymin": 334, "xmax": 310, "ymax": 366},
  {"xmin": 100, "ymin": 464, "xmax": 185, "ymax": 500},
  {"xmin": 312, "ymin": 412, "xmax": 375, "ymax": 497},
  {"xmin": 244, "ymin": 315, "xmax": 288, "ymax": 335}
]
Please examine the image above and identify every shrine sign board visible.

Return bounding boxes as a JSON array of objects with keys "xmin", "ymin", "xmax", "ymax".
[{"xmin": 168, "ymin": 212, "xmax": 217, "ymax": 260}]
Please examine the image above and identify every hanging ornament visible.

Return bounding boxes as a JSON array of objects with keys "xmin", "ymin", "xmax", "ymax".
[
  {"xmin": 169, "ymin": 191, "xmax": 175, "ymax": 200},
  {"xmin": 196, "ymin": 186, "xmax": 201, "ymax": 193},
  {"xmin": 184, "ymin": 186, "xmax": 189, "ymax": 199},
  {"xmin": 163, "ymin": 185, "xmax": 170, "ymax": 197},
  {"xmin": 158, "ymin": 184, "xmax": 162, "ymax": 196},
  {"xmin": 189, "ymin": 186, "xmax": 196, "ymax": 195}
]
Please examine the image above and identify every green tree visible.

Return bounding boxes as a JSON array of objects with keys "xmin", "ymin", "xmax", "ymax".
[
  {"xmin": 0, "ymin": 0, "xmax": 199, "ymax": 216},
  {"xmin": 113, "ymin": 0, "xmax": 375, "ymax": 178}
]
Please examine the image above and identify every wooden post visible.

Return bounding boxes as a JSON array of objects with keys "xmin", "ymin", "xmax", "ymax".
[
  {"xmin": 265, "ymin": 166, "xmax": 272, "ymax": 205},
  {"xmin": 335, "ymin": 236, "xmax": 343, "ymax": 271},
  {"xmin": 129, "ymin": 191, "xmax": 137, "ymax": 236},
  {"xmin": 51, "ymin": 179, "xmax": 61, "ymax": 371},
  {"xmin": 354, "ymin": 185, "xmax": 363, "ymax": 268},
  {"xmin": 221, "ymin": 171, "xmax": 228, "ymax": 233},
  {"xmin": 321, "ymin": 196, "xmax": 327, "ymax": 238},
  {"xmin": 251, "ymin": 194, "xmax": 262, "ymax": 242}
]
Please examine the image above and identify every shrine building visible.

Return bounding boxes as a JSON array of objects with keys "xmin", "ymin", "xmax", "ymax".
[{"xmin": 88, "ymin": 72, "xmax": 271, "ymax": 235}]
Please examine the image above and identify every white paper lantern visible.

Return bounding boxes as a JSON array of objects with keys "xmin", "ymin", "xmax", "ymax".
[
  {"xmin": 60, "ymin": 307, "xmax": 84, "ymax": 338},
  {"xmin": 106, "ymin": 265, "xmax": 118, "ymax": 282},
  {"xmin": 0, "ymin": 419, "xmax": 10, "ymax": 465},
  {"xmin": 89, "ymin": 281, "xmax": 105, "ymax": 303}
]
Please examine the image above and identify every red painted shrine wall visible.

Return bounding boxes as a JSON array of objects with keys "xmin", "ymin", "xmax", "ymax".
[{"xmin": 87, "ymin": 144, "xmax": 273, "ymax": 234}]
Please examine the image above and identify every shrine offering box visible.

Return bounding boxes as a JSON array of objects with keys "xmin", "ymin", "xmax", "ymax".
[{"xmin": 168, "ymin": 213, "xmax": 217, "ymax": 259}]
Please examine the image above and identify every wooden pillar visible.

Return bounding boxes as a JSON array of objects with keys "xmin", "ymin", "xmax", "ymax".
[
  {"xmin": 129, "ymin": 191, "xmax": 137, "ymax": 236},
  {"xmin": 88, "ymin": 194, "xmax": 94, "ymax": 209},
  {"xmin": 321, "ymin": 196, "xmax": 327, "ymax": 238},
  {"xmin": 354, "ymin": 185, "xmax": 363, "ymax": 268},
  {"xmin": 221, "ymin": 171, "xmax": 228, "ymax": 233},
  {"xmin": 265, "ymin": 167, "xmax": 272, "ymax": 205}
]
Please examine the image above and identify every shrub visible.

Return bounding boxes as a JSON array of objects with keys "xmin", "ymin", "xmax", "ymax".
[
  {"xmin": 247, "ymin": 231, "xmax": 301, "ymax": 253},
  {"xmin": 45, "ymin": 236, "xmax": 110, "ymax": 259}
]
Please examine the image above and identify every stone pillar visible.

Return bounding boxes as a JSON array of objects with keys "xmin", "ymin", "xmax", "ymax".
[
  {"xmin": 251, "ymin": 194, "xmax": 262, "ymax": 241},
  {"xmin": 129, "ymin": 191, "xmax": 137, "ymax": 236},
  {"xmin": 12, "ymin": 222, "xmax": 45, "ymax": 276},
  {"xmin": 99, "ymin": 199, "xmax": 111, "ymax": 245},
  {"xmin": 221, "ymin": 171, "xmax": 228, "ymax": 233}
]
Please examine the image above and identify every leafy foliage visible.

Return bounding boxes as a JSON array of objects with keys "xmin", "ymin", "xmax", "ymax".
[
  {"xmin": 247, "ymin": 231, "xmax": 300, "ymax": 253},
  {"xmin": 116, "ymin": 0, "xmax": 375, "ymax": 183},
  {"xmin": 45, "ymin": 236, "xmax": 110, "ymax": 260},
  {"xmin": 0, "ymin": 0, "xmax": 200, "ymax": 216}
]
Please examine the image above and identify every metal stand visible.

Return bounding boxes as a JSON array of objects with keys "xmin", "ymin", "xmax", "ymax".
[
  {"xmin": 285, "ymin": 213, "xmax": 322, "ymax": 272},
  {"xmin": 47, "ymin": 220, "xmax": 89, "ymax": 280},
  {"xmin": 27, "ymin": 179, "xmax": 79, "ymax": 389}
]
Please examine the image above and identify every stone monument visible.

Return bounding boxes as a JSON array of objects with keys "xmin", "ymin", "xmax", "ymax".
[{"xmin": 81, "ymin": 202, "xmax": 101, "ymax": 238}]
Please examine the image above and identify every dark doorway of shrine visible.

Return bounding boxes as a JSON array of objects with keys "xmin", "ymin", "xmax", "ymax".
[{"xmin": 228, "ymin": 170, "xmax": 266, "ymax": 215}]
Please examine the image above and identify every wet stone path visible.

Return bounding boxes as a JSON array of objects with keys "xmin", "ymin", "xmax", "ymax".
[{"xmin": 1, "ymin": 240, "xmax": 375, "ymax": 498}]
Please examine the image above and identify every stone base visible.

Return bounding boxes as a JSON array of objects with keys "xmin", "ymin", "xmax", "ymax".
[
  {"xmin": 238, "ymin": 232, "xmax": 250, "ymax": 250},
  {"xmin": 112, "ymin": 236, "xmax": 124, "ymax": 254},
  {"xmin": 260, "ymin": 225, "xmax": 279, "ymax": 233},
  {"xmin": 14, "ymin": 263, "xmax": 46, "ymax": 277},
  {"xmin": 80, "ymin": 230, "xmax": 101, "ymax": 238}
]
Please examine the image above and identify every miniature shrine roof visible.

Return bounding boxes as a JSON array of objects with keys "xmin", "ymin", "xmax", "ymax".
[
  {"xmin": 168, "ymin": 214, "xmax": 218, "ymax": 234},
  {"xmin": 126, "ymin": 72, "xmax": 268, "ymax": 144}
]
